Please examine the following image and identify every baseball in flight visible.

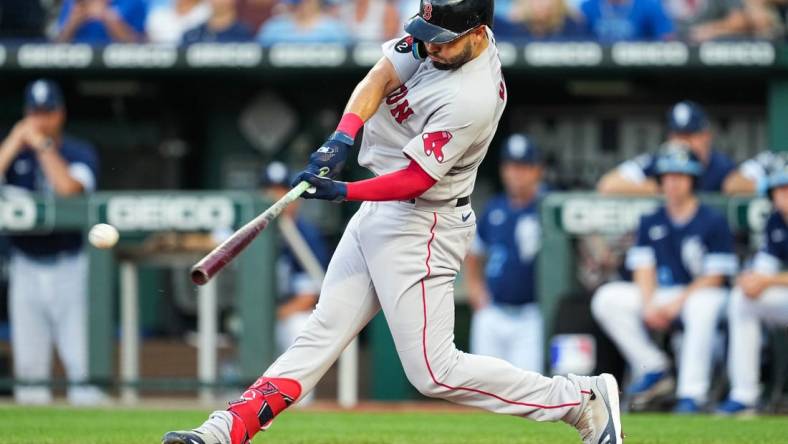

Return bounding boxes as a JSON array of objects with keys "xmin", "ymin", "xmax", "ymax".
[{"xmin": 88, "ymin": 223, "xmax": 119, "ymax": 249}]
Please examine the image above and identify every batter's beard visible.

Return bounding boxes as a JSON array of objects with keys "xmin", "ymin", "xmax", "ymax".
[{"xmin": 432, "ymin": 42, "xmax": 474, "ymax": 71}]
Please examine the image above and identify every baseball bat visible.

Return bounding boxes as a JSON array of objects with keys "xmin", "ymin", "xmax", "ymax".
[{"xmin": 190, "ymin": 167, "xmax": 329, "ymax": 285}]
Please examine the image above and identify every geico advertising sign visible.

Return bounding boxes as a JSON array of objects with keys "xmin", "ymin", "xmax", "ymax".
[
  {"xmin": 560, "ymin": 199, "xmax": 660, "ymax": 235},
  {"xmin": 106, "ymin": 196, "xmax": 235, "ymax": 231},
  {"xmin": 0, "ymin": 194, "xmax": 37, "ymax": 230}
]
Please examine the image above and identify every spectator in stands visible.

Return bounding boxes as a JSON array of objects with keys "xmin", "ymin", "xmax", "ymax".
[
  {"xmin": 592, "ymin": 148, "xmax": 737, "ymax": 413},
  {"xmin": 182, "ymin": 0, "xmax": 253, "ymax": 43},
  {"xmin": 146, "ymin": 0, "xmax": 211, "ymax": 44},
  {"xmin": 663, "ymin": 0, "xmax": 750, "ymax": 42},
  {"xmin": 723, "ymin": 150, "xmax": 788, "ymax": 195},
  {"xmin": 257, "ymin": 0, "xmax": 351, "ymax": 46},
  {"xmin": 56, "ymin": 0, "xmax": 147, "ymax": 43},
  {"xmin": 0, "ymin": 0, "xmax": 47, "ymax": 39},
  {"xmin": 494, "ymin": 0, "xmax": 588, "ymax": 41},
  {"xmin": 237, "ymin": 0, "xmax": 279, "ymax": 32},
  {"xmin": 579, "ymin": 0, "xmax": 674, "ymax": 42},
  {"xmin": 0, "ymin": 79, "xmax": 103, "ymax": 405},
  {"xmin": 745, "ymin": 0, "xmax": 784, "ymax": 38},
  {"xmin": 597, "ymin": 101, "xmax": 736, "ymax": 195},
  {"xmin": 338, "ymin": 0, "xmax": 400, "ymax": 42},
  {"xmin": 466, "ymin": 134, "xmax": 546, "ymax": 373},
  {"xmin": 718, "ymin": 167, "xmax": 788, "ymax": 416}
]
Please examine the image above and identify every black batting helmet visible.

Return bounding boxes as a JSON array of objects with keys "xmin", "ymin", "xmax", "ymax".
[{"xmin": 405, "ymin": 0, "xmax": 494, "ymax": 44}]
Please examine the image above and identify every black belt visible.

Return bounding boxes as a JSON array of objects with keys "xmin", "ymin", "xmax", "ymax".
[{"xmin": 406, "ymin": 196, "xmax": 470, "ymax": 207}]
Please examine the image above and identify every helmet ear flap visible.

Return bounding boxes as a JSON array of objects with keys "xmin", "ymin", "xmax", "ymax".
[{"xmin": 412, "ymin": 38, "xmax": 427, "ymax": 60}]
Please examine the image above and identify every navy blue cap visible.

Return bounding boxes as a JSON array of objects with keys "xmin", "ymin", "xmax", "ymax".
[
  {"xmin": 667, "ymin": 100, "xmax": 708, "ymax": 134},
  {"xmin": 501, "ymin": 134, "xmax": 542, "ymax": 164},
  {"xmin": 259, "ymin": 161, "xmax": 291, "ymax": 188},
  {"xmin": 24, "ymin": 79, "xmax": 64, "ymax": 111}
]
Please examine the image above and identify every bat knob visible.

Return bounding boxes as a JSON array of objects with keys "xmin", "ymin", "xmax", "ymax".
[{"xmin": 191, "ymin": 267, "xmax": 210, "ymax": 286}]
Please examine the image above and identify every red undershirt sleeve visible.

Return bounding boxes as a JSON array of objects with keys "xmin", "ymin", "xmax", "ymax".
[{"xmin": 345, "ymin": 160, "xmax": 437, "ymax": 202}]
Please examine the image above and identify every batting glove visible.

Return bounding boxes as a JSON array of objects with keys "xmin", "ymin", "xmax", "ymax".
[
  {"xmin": 295, "ymin": 172, "xmax": 347, "ymax": 202},
  {"xmin": 296, "ymin": 131, "xmax": 353, "ymax": 183}
]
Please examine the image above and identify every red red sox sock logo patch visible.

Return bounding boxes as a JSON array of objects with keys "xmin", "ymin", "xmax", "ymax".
[
  {"xmin": 422, "ymin": 131, "xmax": 452, "ymax": 163},
  {"xmin": 423, "ymin": 2, "xmax": 433, "ymax": 20}
]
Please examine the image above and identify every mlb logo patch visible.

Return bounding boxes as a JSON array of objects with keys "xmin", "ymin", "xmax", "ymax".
[{"xmin": 422, "ymin": 131, "xmax": 452, "ymax": 163}]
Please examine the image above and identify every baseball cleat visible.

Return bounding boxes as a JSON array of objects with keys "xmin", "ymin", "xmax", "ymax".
[
  {"xmin": 715, "ymin": 399, "xmax": 757, "ymax": 417},
  {"xmin": 162, "ymin": 411, "xmax": 235, "ymax": 444},
  {"xmin": 673, "ymin": 397, "xmax": 701, "ymax": 414},
  {"xmin": 627, "ymin": 370, "xmax": 675, "ymax": 410},
  {"xmin": 573, "ymin": 373, "xmax": 624, "ymax": 444}
]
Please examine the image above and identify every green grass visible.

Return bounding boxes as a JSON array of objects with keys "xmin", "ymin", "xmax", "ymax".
[{"xmin": 0, "ymin": 406, "xmax": 786, "ymax": 443}]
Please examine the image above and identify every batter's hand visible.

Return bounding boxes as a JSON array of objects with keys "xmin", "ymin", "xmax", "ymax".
[
  {"xmin": 295, "ymin": 172, "xmax": 347, "ymax": 202},
  {"xmin": 296, "ymin": 131, "xmax": 353, "ymax": 182}
]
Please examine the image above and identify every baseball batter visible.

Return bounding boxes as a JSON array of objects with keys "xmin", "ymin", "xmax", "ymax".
[{"xmin": 164, "ymin": 2, "xmax": 622, "ymax": 443}]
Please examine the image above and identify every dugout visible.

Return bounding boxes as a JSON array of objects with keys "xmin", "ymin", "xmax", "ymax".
[{"xmin": 0, "ymin": 41, "xmax": 787, "ymax": 401}]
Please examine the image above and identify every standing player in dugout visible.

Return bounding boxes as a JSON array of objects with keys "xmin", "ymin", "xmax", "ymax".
[{"xmin": 163, "ymin": 1, "xmax": 623, "ymax": 444}]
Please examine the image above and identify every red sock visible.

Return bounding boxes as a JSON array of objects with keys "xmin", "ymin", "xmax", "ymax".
[{"xmin": 226, "ymin": 376, "xmax": 302, "ymax": 443}]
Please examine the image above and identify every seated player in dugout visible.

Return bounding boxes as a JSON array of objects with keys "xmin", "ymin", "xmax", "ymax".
[
  {"xmin": 466, "ymin": 133, "xmax": 546, "ymax": 373},
  {"xmin": 718, "ymin": 167, "xmax": 788, "ymax": 415},
  {"xmin": 591, "ymin": 148, "xmax": 738, "ymax": 414},
  {"xmin": 597, "ymin": 100, "xmax": 736, "ymax": 195},
  {"xmin": 723, "ymin": 150, "xmax": 788, "ymax": 195}
]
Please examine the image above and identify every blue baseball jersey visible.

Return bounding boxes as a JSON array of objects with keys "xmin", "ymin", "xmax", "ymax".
[
  {"xmin": 4, "ymin": 136, "xmax": 98, "ymax": 257},
  {"xmin": 471, "ymin": 194, "xmax": 541, "ymax": 305},
  {"xmin": 275, "ymin": 217, "xmax": 330, "ymax": 304},
  {"xmin": 619, "ymin": 149, "xmax": 735, "ymax": 192},
  {"xmin": 752, "ymin": 211, "xmax": 788, "ymax": 274},
  {"xmin": 580, "ymin": 0, "xmax": 674, "ymax": 43},
  {"xmin": 626, "ymin": 204, "xmax": 737, "ymax": 286},
  {"xmin": 58, "ymin": 0, "xmax": 147, "ymax": 44}
]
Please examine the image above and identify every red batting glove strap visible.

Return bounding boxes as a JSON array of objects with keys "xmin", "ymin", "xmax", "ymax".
[
  {"xmin": 336, "ymin": 112, "xmax": 364, "ymax": 140},
  {"xmin": 346, "ymin": 160, "xmax": 437, "ymax": 201}
]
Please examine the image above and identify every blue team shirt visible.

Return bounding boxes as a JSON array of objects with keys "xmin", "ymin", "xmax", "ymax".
[
  {"xmin": 580, "ymin": 0, "xmax": 674, "ymax": 43},
  {"xmin": 276, "ymin": 217, "xmax": 329, "ymax": 303},
  {"xmin": 752, "ymin": 211, "xmax": 788, "ymax": 274},
  {"xmin": 623, "ymin": 149, "xmax": 735, "ymax": 192},
  {"xmin": 182, "ymin": 22, "xmax": 253, "ymax": 44},
  {"xmin": 4, "ymin": 136, "xmax": 98, "ymax": 257},
  {"xmin": 492, "ymin": 15, "xmax": 590, "ymax": 42},
  {"xmin": 626, "ymin": 204, "xmax": 737, "ymax": 286},
  {"xmin": 58, "ymin": 0, "xmax": 147, "ymax": 44},
  {"xmin": 473, "ymin": 195, "xmax": 541, "ymax": 305}
]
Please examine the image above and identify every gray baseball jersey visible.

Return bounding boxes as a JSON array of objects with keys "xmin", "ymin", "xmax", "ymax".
[{"xmin": 359, "ymin": 30, "xmax": 507, "ymax": 202}]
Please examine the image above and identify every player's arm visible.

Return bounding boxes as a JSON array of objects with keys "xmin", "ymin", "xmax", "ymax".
[
  {"xmin": 0, "ymin": 121, "xmax": 28, "ymax": 176},
  {"xmin": 35, "ymin": 147, "xmax": 86, "ymax": 196},
  {"xmin": 722, "ymin": 171, "xmax": 757, "ymax": 195},
  {"xmin": 633, "ymin": 266, "xmax": 657, "ymax": 306},
  {"xmin": 344, "ymin": 57, "xmax": 406, "ymax": 122},
  {"xmin": 277, "ymin": 293, "xmax": 318, "ymax": 320},
  {"xmin": 596, "ymin": 169, "xmax": 659, "ymax": 195}
]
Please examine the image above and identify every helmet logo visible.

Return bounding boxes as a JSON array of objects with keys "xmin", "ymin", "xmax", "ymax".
[{"xmin": 423, "ymin": 2, "xmax": 433, "ymax": 21}]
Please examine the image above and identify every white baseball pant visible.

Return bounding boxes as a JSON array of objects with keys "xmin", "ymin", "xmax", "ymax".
[
  {"xmin": 591, "ymin": 281, "xmax": 726, "ymax": 401},
  {"xmin": 727, "ymin": 286, "xmax": 788, "ymax": 405},
  {"xmin": 265, "ymin": 201, "xmax": 590, "ymax": 422},
  {"xmin": 9, "ymin": 250, "xmax": 103, "ymax": 405},
  {"xmin": 471, "ymin": 302, "xmax": 544, "ymax": 373}
]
